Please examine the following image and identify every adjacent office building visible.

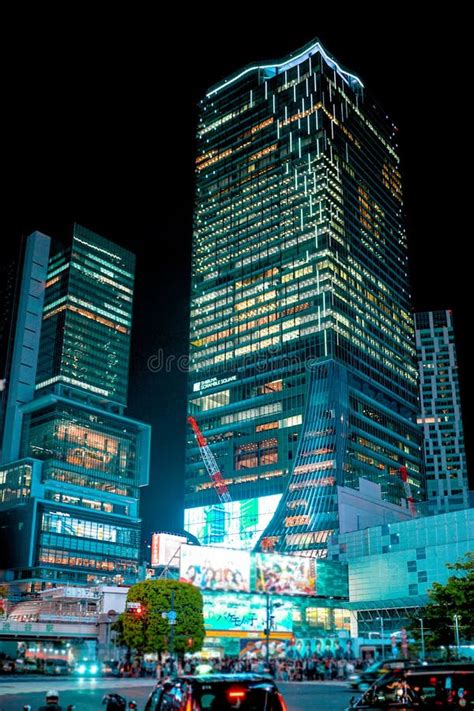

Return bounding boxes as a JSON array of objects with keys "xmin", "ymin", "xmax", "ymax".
[
  {"xmin": 185, "ymin": 39, "xmax": 423, "ymax": 556},
  {"xmin": 328, "ymin": 507, "xmax": 474, "ymax": 637},
  {"xmin": 0, "ymin": 225, "xmax": 150, "ymax": 592},
  {"xmin": 415, "ymin": 310, "xmax": 469, "ymax": 513}
]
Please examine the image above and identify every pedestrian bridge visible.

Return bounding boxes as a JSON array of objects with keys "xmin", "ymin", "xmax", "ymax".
[{"xmin": 0, "ymin": 618, "xmax": 98, "ymax": 640}]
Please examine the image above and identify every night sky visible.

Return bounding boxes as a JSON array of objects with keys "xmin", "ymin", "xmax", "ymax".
[{"xmin": 2, "ymin": 13, "xmax": 471, "ymax": 543}]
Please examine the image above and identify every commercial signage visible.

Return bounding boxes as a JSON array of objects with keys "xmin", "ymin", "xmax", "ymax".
[
  {"xmin": 151, "ymin": 533, "xmax": 187, "ymax": 568},
  {"xmin": 184, "ymin": 494, "xmax": 282, "ymax": 551},
  {"xmin": 192, "ymin": 375, "xmax": 237, "ymax": 392},
  {"xmin": 255, "ymin": 553, "xmax": 316, "ymax": 596},
  {"xmin": 238, "ymin": 635, "xmax": 353, "ymax": 659},
  {"xmin": 180, "ymin": 544, "xmax": 251, "ymax": 593},
  {"xmin": 203, "ymin": 592, "xmax": 293, "ymax": 634}
]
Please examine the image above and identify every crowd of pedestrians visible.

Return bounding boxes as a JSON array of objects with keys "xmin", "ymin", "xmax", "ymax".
[{"xmin": 172, "ymin": 653, "xmax": 361, "ymax": 682}]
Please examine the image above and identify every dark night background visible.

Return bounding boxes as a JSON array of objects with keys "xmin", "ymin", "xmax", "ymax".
[{"xmin": 2, "ymin": 11, "xmax": 471, "ymax": 546}]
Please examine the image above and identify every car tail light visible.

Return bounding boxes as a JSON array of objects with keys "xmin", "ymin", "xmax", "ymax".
[
  {"xmin": 277, "ymin": 691, "xmax": 288, "ymax": 711},
  {"xmin": 228, "ymin": 689, "xmax": 246, "ymax": 699}
]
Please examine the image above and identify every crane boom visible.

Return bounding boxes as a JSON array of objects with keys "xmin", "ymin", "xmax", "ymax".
[{"xmin": 188, "ymin": 416, "xmax": 231, "ymax": 503}]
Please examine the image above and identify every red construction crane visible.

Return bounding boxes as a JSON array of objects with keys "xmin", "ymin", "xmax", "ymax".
[
  {"xmin": 188, "ymin": 416, "xmax": 231, "ymax": 504},
  {"xmin": 399, "ymin": 466, "xmax": 417, "ymax": 516}
]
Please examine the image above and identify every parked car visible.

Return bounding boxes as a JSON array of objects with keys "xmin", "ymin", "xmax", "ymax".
[
  {"xmin": 346, "ymin": 663, "xmax": 474, "ymax": 709},
  {"xmin": 0, "ymin": 659, "xmax": 15, "ymax": 674},
  {"xmin": 348, "ymin": 658, "xmax": 419, "ymax": 692},
  {"xmin": 144, "ymin": 673, "xmax": 288, "ymax": 711},
  {"xmin": 44, "ymin": 658, "xmax": 70, "ymax": 675},
  {"xmin": 14, "ymin": 658, "xmax": 39, "ymax": 674},
  {"xmin": 101, "ymin": 660, "xmax": 122, "ymax": 677}
]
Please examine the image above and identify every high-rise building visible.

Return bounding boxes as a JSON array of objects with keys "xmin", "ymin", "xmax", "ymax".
[
  {"xmin": 0, "ymin": 225, "xmax": 150, "ymax": 592},
  {"xmin": 415, "ymin": 310, "xmax": 469, "ymax": 512},
  {"xmin": 35, "ymin": 223, "xmax": 134, "ymax": 407},
  {"xmin": 185, "ymin": 39, "xmax": 423, "ymax": 556},
  {"xmin": 1, "ymin": 233, "xmax": 51, "ymax": 465},
  {"xmin": 0, "ymin": 238, "xmax": 26, "ymax": 457}
]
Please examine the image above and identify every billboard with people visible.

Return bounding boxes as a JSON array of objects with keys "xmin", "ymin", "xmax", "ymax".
[
  {"xmin": 255, "ymin": 552, "xmax": 316, "ymax": 595},
  {"xmin": 179, "ymin": 544, "xmax": 251, "ymax": 592},
  {"xmin": 179, "ymin": 546, "xmax": 348, "ymax": 597}
]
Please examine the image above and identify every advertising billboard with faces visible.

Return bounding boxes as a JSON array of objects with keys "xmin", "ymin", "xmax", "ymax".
[
  {"xmin": 255, "ymin": 552, "xmax": 316, "ymax": 595},
  {"xmin": 180, "ymin": 544, "xmax": 251, "ymax": 593}
]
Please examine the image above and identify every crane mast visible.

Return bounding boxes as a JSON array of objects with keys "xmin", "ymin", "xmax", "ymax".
[{"xmin": 188, "ymin": 416, "xmax": 231, "ymax": 503}]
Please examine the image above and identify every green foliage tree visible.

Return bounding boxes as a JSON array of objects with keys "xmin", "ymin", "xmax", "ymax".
[
  {"xmin": 409, "ymin": 552, "xmax": 474, "ymax": 657},
  {"xmin": 0, "ymin": 585, "xmax": 8, "ymax": 616},
  {"xmin": 120, "ymin": 579, "xmax": 205, "ymax": 656}
]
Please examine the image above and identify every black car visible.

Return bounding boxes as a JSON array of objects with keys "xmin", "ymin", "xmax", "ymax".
[
  {"xmin": 144, "ymin": 673, "xmax": 288, "ymax": 711},
  {"xmin": 102, "ymin": 660, "xmax": 122, "ymax": 677},
  {"xmin": 347, "ymin": 663, "xmax": 474, "ymax": 709},
  {"xmin": 348, "ymin": 659, "xmax": 419, "ymax": 691}
]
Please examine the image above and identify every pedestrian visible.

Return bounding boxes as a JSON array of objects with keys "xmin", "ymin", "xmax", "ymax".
[{"xmin": 38, "ymin": 690, "xmax": 62, "ymax": 711}]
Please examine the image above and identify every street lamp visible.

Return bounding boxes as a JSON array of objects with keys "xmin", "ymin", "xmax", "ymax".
[
  {"xmin": 264, "ymin": 593, "xmax": 282, "ymax": 671},
  {"xmin": 161, "ymin": 590, "xmax": 176, "ymax": 676},
  {"xmin": 376, "ymin": 617, "xmax": 385, "ymax": 659},
  {"xmin": 417, "ymin": 617, "xmax": 425, "ymax": 661},
  {"xmin": 453, "ymin": 614, "xmax": 460, "ymax": 657}
]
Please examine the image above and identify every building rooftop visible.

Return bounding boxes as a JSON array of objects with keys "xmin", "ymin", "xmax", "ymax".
[{"xmin": 206, "ymin": 37, "xmax": 364, "ymax": 98}]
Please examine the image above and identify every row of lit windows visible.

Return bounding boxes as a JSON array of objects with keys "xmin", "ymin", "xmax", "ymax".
[
  {"xmin": 41, "ymin": 511, "xmax": 138, "ymax": 545},
  {"xmin": 43, "ymin": 467, "xmax": 136, "ymax": 498},
  {"xmin": 39, "ymin": 547, "xmax": 138, "ymax": 574},
  {"xmin": 40, "ymin": 532, "xmax": 137, "ymax": 559}
]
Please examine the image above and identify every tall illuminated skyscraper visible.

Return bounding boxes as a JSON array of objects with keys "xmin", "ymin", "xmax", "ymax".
[
  {"xmin": 185, "ymin": 39, "xmax": 423, "ymax": 556},
  {"xmin": 415, "ymin": 310, "xmax": 469, "ymax": 512},
  {"xmin": 35, "ymin": 224, "xmax": 134, "ymax": 406},
  {"xmin": 0, "ymin": 225, "xmax": 150, "ymax": 592}
]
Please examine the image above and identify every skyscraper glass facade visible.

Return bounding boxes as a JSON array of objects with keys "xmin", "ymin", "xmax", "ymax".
[
  {"xmin": 415, "ymin": 310, "xmax": 469, "ymax": 512},
  {"xmin": 186, "ymin": 39, "xmax": 423, "ymax": 555},
  {"xmin": 0, "ymin": 226, "xmax": 150, "ymax": 591},
  {"xmin": 36, "ymin": 223, "xmax": 135, "ymax": 407}
]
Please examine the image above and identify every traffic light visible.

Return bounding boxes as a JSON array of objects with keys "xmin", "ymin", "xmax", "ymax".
[{"xmin": 126, "ymin": 601, "xmax": 145, "ymax": 618}]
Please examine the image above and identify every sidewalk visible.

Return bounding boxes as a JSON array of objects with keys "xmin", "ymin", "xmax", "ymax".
[{"xmin": 278, "ymin": 680, "xmax": 349, "ymax": 686}]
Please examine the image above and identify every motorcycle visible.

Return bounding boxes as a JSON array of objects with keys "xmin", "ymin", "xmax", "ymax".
[{"xmin": 102, "ymin": 694, "xmax": 137, "ymax": 710}]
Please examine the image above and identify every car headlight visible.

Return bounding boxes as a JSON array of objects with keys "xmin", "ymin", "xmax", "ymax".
[
  {"xmin": 349, "ymin": 675, "xmax": 359, "ymax": 682},
  {"xmin": 78, "ymin": 664, "xmax": 86, "ymax": 674},
  {"xmin": 90, "ymin": 664, "xmax": 98, "ymax": 674}
]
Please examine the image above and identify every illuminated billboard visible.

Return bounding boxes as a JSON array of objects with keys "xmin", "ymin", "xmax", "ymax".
[
  {"xmin": 255, "ymin": 553, "xmax": 316, "ymax": 596},
  {"xmin": 184, "ymin": 494, "xmax": 282, "ymax": 550},
  {"xmin": 203, "ymin": 592, "xmax": 293, "ymax": 634},
  {"xmin": 180, "ymin": 544, "xmax": 251, "ymax": 592},
  {"xmin": 150, "ymin": 533, "xmax": 187, "ymax": 568}
]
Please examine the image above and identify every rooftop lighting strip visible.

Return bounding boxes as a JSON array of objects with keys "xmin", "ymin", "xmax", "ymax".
[{"xmin": 206, "ymin": 41, "xmax": 364, "ymax": 98}]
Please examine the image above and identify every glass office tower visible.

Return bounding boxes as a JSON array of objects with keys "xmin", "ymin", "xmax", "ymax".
[
  {"xmin": 415, "ymin": 310, "xmax": 469, "ymax": 512},
  {"xmin": 36, "ymin": 223, "xmax": 134, "ymax": 407},
  {"xmin": 185, "ymin": 39, "xmax": 423, "ymax": 556},
  {"xmin": 0, "ymin": 225, "xmax": 150, "ymax": 591}
]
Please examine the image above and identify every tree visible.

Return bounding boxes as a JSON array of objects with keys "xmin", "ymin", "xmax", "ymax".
[
  {"xmin": 0, "ymin": 585, "xmax": 8, "ymax": 617},
  {"xmin": 409, "ymin": 552, "xmax": 474, "ymax": 657},
  {"xmin": 120, "ymin": 579, "xmax": 205, "ymax": 656}
]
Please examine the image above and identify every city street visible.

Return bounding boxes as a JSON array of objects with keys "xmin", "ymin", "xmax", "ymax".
[{"xmin": 0, "ymin": 677, "xmax": 355, "ymax": 710}]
